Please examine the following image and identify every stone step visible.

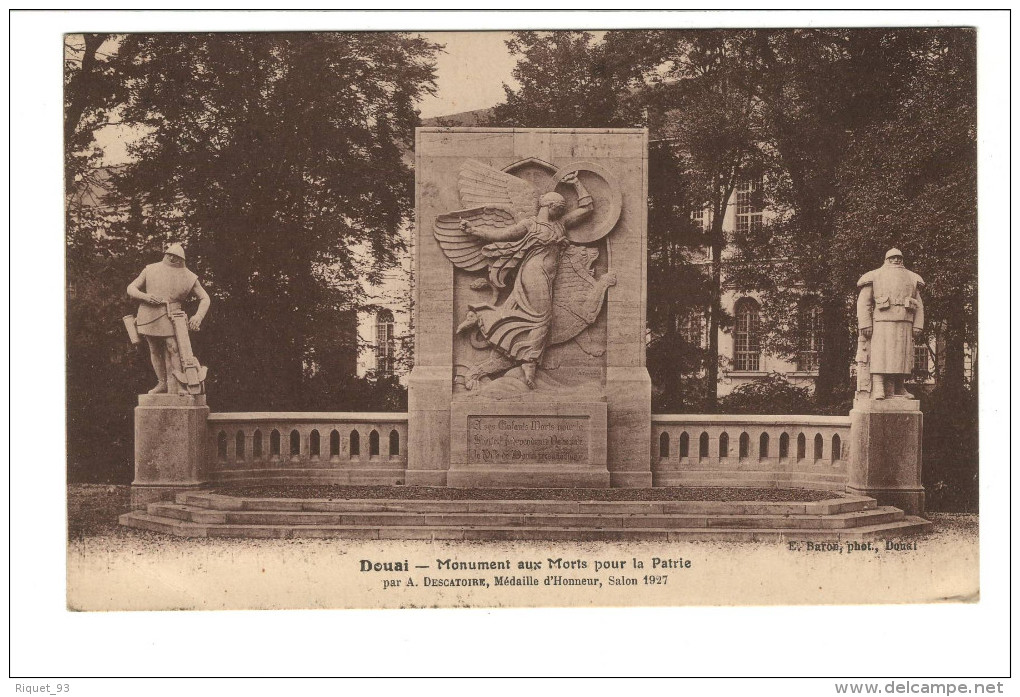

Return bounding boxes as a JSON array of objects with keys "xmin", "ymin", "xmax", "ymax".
[
  {"xmin": 148, "ymin": 502, "xmax": 903, "ymax": 531},
  {"xmin": 119, "ymin": 510, "xmax": 932, "ymax": 542},
  {"xmin": 173, "ymin": 492, "xmax": 877, "ymax": 516},
  {"xmin": 835, "ymin": 516, "xmax": 933, "ymax": 540}
]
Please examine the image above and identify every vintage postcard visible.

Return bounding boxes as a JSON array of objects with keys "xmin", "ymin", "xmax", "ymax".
[
  {"xmin": 12, "ymin": 9, "xmax": 1009, "ymax": 681},
  {"xmin": 62, "ymin": 25, "xmax": 982, "ymax": 611}
]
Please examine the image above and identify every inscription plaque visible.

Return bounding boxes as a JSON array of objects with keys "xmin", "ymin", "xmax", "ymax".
[{"xmin": 467, "ymin": 416, "xmax": 590, "ymax": 465}]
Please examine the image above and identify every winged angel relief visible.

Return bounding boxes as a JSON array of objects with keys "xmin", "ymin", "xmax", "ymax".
[{"xmin": 434, "ymin": 160, "xmax": 618, "ymax": 391}]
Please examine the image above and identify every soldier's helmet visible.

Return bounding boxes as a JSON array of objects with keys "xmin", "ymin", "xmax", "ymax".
[
  {"xmin": 164, "ymin": 243, "xmax": 186, "ymax": 260},
  {"xmin": 885, "ymin": 248, "xmax": 903, "ymax": 260}
]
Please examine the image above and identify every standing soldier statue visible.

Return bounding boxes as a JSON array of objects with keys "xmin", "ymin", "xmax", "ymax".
[
  {"xmin": 126, "ymin": 243, "xmax": 211, "ymax": 395},
  {"xmin": 856, "ymin": 248, "xmax": 925, "ymax": 400}
]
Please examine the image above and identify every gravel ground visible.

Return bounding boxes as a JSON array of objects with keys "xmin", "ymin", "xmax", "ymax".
[{"xmin": 66, "ymin": 484, "xmax": 980, "ymax": 611}]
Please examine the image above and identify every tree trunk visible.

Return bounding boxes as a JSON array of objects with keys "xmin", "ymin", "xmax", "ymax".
[
  {"xmin": 706, "ymin": 230, "xmax": 724, "ymax": 405},
  {"xmin": 815, "ymin": 294, "xmax": 850, "ymax": 404},
  {"xmin": 941, "ymin": 299, "xmax": 967, "ymax": 397},
  {"xmin": 64, "ymin": 34, "xmax": 110, "ymax": 145}
]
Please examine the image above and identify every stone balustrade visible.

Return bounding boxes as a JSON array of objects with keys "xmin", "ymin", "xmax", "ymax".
[
  {"xmin": 650, "ymin": 414, "xmax": 851, "ymax": 491},
  {"xmin": 200, "ymin": 411, "xmax": 849, "ymax": 491},
  {"xmin": 207, "ymin": 412, "xmax": 408, "ymax": 486}
]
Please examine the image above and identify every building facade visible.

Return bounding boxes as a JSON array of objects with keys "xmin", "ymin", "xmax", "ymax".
[
  {"xmin": 684, "ymin": 178, "xmax": 957, "ymax": 397},
  {"xmin": 355, "ymin": 247, "xmax": 413, "ymax": 383}
]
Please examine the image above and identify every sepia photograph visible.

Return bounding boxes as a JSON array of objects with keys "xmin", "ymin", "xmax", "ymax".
[{"xmin": 9, "ymin": 8, "xmax": 1010, "ymax": 686}]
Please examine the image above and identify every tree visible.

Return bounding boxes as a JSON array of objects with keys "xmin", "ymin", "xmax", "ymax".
[
  {"xmin": 110, "ymin": 32, "xmax": 439, "ymax": 411},
  {"xmin": 64, "ymin": 34, "xmax": 123, "ymax": 192},
  {"xmin": 832, "ymin": 29, "xmax": 977, "ymax": 396},
  {"xmin": 65, "ymin": 33, "xmax": 144, "ymax": 482},
  {"xmin": 643, "ymin": 140, "xmax": 716, "ymax": 411},
  {"xmin": 607, "ymin": 30, "xmax": 766, "ymax": 401},
  {"xmin": 65, "ymin": 34, "xmax": 131, "ymax": 274},
  {"xmin": 488, "ymin": 31, "xmax": 637, "ymax": 128},
  {"xmin": 729, "ymin": 29, "xmax": 943, "ymax": 403},
  {"xmin": 65, "ymin": 33, "xmax": 439, "ymax": 481}
]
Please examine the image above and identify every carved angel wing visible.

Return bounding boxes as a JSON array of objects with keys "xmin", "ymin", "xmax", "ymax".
[
  {"xmin": 433, "ymin": 206, "xmax": 517, "ymax": 272},
  {"xmin": 459, "ymin": 160, "xmax": 539, "ymax": 220}
]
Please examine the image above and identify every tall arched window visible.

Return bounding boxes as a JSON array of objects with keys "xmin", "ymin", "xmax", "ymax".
[
  {"xmin": 375, "ymin": 309, "xmax": 395, "ymax": 376},
  {"xmin": 735, "ymin": 178, "xmax": 763, "ymax": 235},
  {"xmin": 680, "ymin": 310, "xmax": 708, "ymax": 350},
  {"xmin": 912, "ymin": 337, "xmax": 932, "ymax": 380},
  {"xmin": 798, "ymin": 299, "xmax": 824, "ymax": 372},
  {"xmin": 733, "ymin": 299, "xmax": 761, "ymax": 372}
]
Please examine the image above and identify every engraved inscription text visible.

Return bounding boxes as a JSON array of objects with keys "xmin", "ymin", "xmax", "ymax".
[{"xmin": 467, "ymin": 416, "xmax": 590, "ymax": 465}]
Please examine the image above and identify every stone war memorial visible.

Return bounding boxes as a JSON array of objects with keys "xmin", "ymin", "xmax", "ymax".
[{"xmin": 120, "ymin": 128, "xmax": 931, "ymax": 540}]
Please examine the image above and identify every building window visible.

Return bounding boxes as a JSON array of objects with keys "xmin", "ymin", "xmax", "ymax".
[
  {"xmin": 691, "ymin": 207, "xmax": 711, "ymax": 233},
  {"xmin": 679, "ymin": 309, "xmax": 707, "ymax": 349},
  {"xmin": 735, "ymin": 178, "xmax": 763, "ymax": 236},
  {"xmin": 798, "ymin": 301, "xmax": 824, "ymax": 372},
  {"xmin": 733, "ymin": 298, "xmax": 761, "ymax": 372},
  {"xmin": 913, "ymin": 337, "xmax": 931, "ymax": 380},
  {"xmin": 375, "ymin": 309, "xmax": 395, "ymax": 376}
]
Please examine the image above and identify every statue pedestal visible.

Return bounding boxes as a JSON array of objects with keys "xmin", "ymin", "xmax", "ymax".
[
  {"xmin": 131, "ymin": 394, "xmax": 209, "ymax": 509},
  {"xmin": 848, "ymin": 397, "xmax": 924, "ymax": 515}
]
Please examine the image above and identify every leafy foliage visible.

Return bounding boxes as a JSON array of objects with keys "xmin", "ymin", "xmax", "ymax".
[
  {"xmin": 645, "ymin": 141, "xmax": 716, "ymax": 412},
  {"xmin": 831, "ymin": 29, "xmax": 977, "ymax": 395},
  {"xmin": 728, "ymin": 29, "xmax": 976, "ymax": 402},
  {"xmin": 488, "ymin": 31, "xmax": 638, "ymax": 128},
  {"xmin": 64, "ymin": 34, "xmax": 124, "ymax": 193},
  {"xmin": 717, "ymin": 373, "xmax": 814, "ymax": 415},
  {"xmin": 606, "ymin": 30, "xmax": 767, "ymax": 399},
  {"xmin": 66, "ymin": 33, "xmax": 438, "ymax": 481},
  {"xmin": 916, "ymin": 385, "xmax": 978, "ymax": 512}
]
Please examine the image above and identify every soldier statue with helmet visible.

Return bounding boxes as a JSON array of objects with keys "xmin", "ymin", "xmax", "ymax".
[
  {"xmin": 126, "ymin": 243, "xmax": 211, "ymax": 395},
  {"xmin": 856, "ymin": 248, "xmax": 925, "ymax": 400}
]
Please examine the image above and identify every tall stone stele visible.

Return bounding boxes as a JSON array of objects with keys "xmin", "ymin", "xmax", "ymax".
[
  {"xmin": 125, "ymin": 244, "xmax": 211, "ymax": 508},
  {"xmin": 408, "ymin": 128, "xmax": 652, "ymax": 488},
  {"xmin": 849, "ymin": 247, "xmax": 925, "ymax": 514}
]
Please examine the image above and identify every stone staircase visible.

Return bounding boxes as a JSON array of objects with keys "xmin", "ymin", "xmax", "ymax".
[{"xmin": 119, "ymin": 491, "xmax": 932, "ymax": 541}]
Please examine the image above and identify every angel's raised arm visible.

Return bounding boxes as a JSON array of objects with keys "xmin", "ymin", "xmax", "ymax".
[
  {"xmin": 561, "ymin": 172, "xmax": 594, "ymax": 228},
  {"xmin": 461, "ymin": 218, "xmax": 529, "ymax": 242}
]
